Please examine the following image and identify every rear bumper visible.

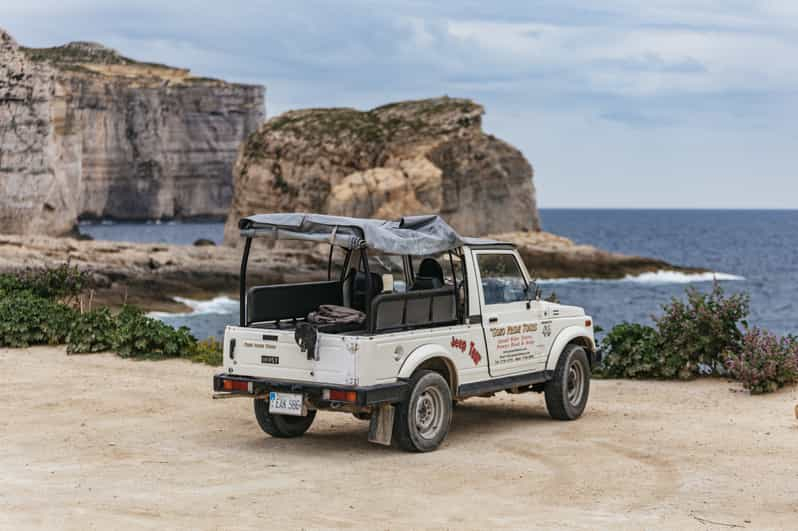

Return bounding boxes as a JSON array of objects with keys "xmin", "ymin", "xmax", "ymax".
[{"xmin": 213, "ymin": 373, "xmax": 408, "ymax": 407}]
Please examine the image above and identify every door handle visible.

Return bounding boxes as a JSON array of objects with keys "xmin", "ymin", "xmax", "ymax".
[{"xmin": 488, "ymin": 315, "xmax": 499, "ymax": 323}]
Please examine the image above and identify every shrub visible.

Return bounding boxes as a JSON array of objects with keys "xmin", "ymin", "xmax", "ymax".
[
  {"xmin": 66, "ymin": 307, "xmax": 117, "ymax": 354},
  {"xmin": 187, "ymin": 337, "xmax": 223, "ymax": 366},
  {"xmin": 0, "ymin": 292, "xmax": 77, "ymax": 348},
  {"xmin": 1, "ymin": 266, "xmax": 222, "ymax": 366},
  {"xmin": 0, "ymin": 264, "xmax": 90, "ymax": 302},
  {"xmin": 725, "ymin": 328, "xmax": 798, "ymax": 394},
  {"xmin": 655, "ymin": 281, "xmax": 749, "ymax": 377},
  {"xmin": 595, "ymin": 322, "xmax": 664, "ymax": 378},
  {"xmin": 598, "ymin": 282, "xmax": 750, "ymax": 380},
  {"xmin": 113, "ymin": 305, "xmax": 196, "ymax": 359}
]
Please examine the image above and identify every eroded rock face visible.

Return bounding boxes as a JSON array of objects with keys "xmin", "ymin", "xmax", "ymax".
[
  {"xmin": 0, "ymin": 29, "xmax": 82, "ymax": 235},
  {"xmin": 0, "ymin": 29, "xmax": 264, "ymax": 235},
  {"xmin": 224, "ymin": 97, "xmax": 539, "ymax": 244},
  {"xmin": 65, "ymin": 71, "xmax": 264, "ymax": 220}
]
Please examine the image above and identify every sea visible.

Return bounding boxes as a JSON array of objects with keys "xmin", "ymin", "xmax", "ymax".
[{"xmin": 79, "ymin": 210, "xmax": 798, "ymax": 340}]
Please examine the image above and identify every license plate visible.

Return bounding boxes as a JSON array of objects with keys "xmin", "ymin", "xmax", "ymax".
[{"xmin": 269, "ymin": 391, "xmax": 306, "ymax": 416}]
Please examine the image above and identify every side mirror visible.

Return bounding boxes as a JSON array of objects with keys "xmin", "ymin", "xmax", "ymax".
[
  {"xmin": 525, "ymin": 285, "xmax": 538, "ymax": 301},
  {"xmin": 526, "ymin": 284, "xmax": 541, "ymax": 301}
]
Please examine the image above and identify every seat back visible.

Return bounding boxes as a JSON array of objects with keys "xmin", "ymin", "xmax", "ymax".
[
  {"xmin": 369, "ymin": 287, "xmax": 457, "ymax": 333},
  {"xmin": 247, "ymin": 280, "xmax": 342, "ymax": 325},
  {"xmin": 410, "ymin": 258, "xmax": 445, "ymax": 291}
]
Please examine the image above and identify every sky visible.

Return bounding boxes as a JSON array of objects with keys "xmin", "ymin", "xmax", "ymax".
[{"xmin": 3, "ymin": 1, "xmax": 797, "ymax": 208}]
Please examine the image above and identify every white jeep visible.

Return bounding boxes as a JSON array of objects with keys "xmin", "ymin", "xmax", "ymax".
[{"xmin": 214, "ymin": 213, "xmax": 599, "ymax": 452}]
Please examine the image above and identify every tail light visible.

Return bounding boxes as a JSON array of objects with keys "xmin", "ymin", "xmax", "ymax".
[
  {"xmin": 324, "ymin": 389, "xmax": 357, "ymax": 402},
  {"xmin": 222, "ymin": 379, "xmax": 250, "ymax": 392}
]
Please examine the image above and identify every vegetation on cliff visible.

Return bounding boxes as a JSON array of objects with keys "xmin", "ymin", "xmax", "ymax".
[
  {"xmin": 263, "ymin": 98, "xmax": 483, "ymax": 144},
  {"xmin": 20, "ymin": 41, "xmax": 164, "ymax": 67}
]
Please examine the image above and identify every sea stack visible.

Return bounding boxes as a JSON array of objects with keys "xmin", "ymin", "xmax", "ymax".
[{"xmin": 223, "ymin": 97, "xmax": 539, "ymax": 244}]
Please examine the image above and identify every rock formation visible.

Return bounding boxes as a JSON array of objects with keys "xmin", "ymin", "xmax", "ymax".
[
  {"xmin": 0, "ymin": 30, "xmax": 81, "ymax": 235},
  {"xmin": 0, "ymin": 29, "xmax": 264, "ymax": 235},
  {"xmin": 224, "ymin": 97, "xmax": 539, "ymax": 244},
  {"xmin": 0, "ymin": 232, "xmax": 698, "ymax": 311}
]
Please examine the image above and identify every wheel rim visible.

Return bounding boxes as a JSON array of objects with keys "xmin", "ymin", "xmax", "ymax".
[
  {"xmin": 567, "ymin": 360, "xmax": 585, "ymax": 406},
  {"xmin": 414, "ymin": 387, "xmax": 445, "ymax": 440}
]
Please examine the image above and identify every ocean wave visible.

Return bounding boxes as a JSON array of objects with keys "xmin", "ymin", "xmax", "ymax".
[
  {"xmin": 538, "ymin": 270, "xmax": 745, "ymax": 285},
  {"xmin": 148, "ymin": 296, "xmax": 238, "ymax": 317},
  {"xmin": 149, "ymin": 270, "xmax": 745, "ymax": 318}
]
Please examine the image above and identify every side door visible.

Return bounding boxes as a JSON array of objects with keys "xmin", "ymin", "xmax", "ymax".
[{"xmin": 473, "ymin": 250, "xmax": 546, "ymax": 377}]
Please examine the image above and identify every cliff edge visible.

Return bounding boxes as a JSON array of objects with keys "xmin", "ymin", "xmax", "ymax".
[
  {"xmin": 0, "ymin": 29, "xmax": 265, "ymax": 235},
  {"xmin": 224, "ymin": 97, "xmax": 539, "ymax": 244}
]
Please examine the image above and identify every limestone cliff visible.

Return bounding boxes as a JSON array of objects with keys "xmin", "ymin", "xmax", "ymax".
[
  {"xmin": 0, "ymin": 29, "xmax": 264, "ymax": 235},
  {"xmin": 0, "ymin": 30, "xmax": 82, "ymax": 235},
  {"xmin": 223, "ymin": 97, "xmax": 539, "ymax": 244}
]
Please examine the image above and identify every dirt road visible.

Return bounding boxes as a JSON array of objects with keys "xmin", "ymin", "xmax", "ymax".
[{"xmin": 1, "ymin": 347, "xmax": 796, "ymax": 529}]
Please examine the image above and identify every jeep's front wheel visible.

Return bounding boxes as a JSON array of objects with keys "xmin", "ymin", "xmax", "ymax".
[
  {"xmin": 254, "ymin": 398, "xmax": 316, "ymax": 438},
  {"xmin": 394, "ymin": 370, "xmax": 452, "ymax": 452},
  {"xmin": 544, "ymin": 344, "xmax": 591, "ymax": 420}
]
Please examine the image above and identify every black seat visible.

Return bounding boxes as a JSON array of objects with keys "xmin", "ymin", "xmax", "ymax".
[
  {"xmin": 411, "ymin": 258, "xmax": 444, "ymax": 291},
  {"xmin": 247, "ymin": 280, "xmax": 342, "ymax": 325},
  {"xmin": 350, "ymin": 271, "xmax": 383, "ymax": 312}
]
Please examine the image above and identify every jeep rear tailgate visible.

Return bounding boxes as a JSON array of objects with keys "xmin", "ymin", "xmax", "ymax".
[{"xmin": 222, "ymin": 326, "xmax": 358, "ymax": 386}]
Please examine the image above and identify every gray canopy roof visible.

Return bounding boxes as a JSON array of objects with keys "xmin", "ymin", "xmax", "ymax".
[{"xmin": 239, "ymin": 213, "xmax": 505, "ymax": 255}]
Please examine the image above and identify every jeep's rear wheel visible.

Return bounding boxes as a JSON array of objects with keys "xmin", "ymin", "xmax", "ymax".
[
  {"xmin": 394, "ymin": 370, "xmax": 452, "ymax": 452},
  {"xmin": 544, "ymin": 344, "xmax": 591, "ymax": 420},
  {"xmin": 254, "ymin": 398, "xmax": 316, "ymax": 438}
]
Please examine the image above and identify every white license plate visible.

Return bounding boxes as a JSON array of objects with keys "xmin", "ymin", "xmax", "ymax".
[{"xmin": 269, "ymin": 391, "xmax": 306, "ymax": 416}]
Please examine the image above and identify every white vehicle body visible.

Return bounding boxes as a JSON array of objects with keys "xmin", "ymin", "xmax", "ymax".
[
  {"xmin": 221, "ymin": 247, "xmax": 594, "ymax": 392},
  {"xmin": 215, "ymin": 213, "xmax": 599, "ymax": 451}
]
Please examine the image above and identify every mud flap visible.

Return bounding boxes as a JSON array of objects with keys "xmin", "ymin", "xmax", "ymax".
[{"xmin": 367, "ymin": 404, "xmax": 395, "ymax": 446}]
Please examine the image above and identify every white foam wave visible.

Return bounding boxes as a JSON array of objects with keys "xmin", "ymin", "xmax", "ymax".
[
  {"xmin": 623, "ymin": 271, "xmax": 745, "ymax": 284},
  {"xmin": 538, "ymin": 270, "xmax": 745, "ymax": 285},
  {"xmin": 148, "ymin": 296, "xmax": 238, "ymax": 317}
]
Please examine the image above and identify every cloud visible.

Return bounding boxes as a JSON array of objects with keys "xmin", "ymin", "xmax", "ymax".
[{"xmin": 1, "ymin": 0, "xmax": 797, "ymax": 207}]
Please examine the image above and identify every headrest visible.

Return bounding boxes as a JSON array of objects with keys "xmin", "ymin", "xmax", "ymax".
[
  {"xmin": 353, "ymin": 271, "xmax": 384, "ymax": 293},
  {"xmin": 418, "ymin": 258, "xmax": 444, "ymax": 282}
]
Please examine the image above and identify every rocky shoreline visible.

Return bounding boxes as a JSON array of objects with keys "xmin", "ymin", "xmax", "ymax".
[{"xmin": 0, "ymin": 233, "xmax": 700, "ymax": 312}]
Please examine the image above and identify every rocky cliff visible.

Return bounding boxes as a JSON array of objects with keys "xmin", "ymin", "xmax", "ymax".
[
  {"xmin": 223, "ymin": 97, "xmax": 539, "ymax": 244},
  {"xmin": 0, "ymin": 30, "xmax": 82, "ymax": 235},
  {"xmin": 0, "ymin": 29, "xmax": 264, "ymax": 235}
]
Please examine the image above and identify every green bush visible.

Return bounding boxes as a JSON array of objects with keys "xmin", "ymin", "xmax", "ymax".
[
  {"xmin": 598, "ymin": 282, "xmax": 750, "ymax": 381},
  {"xmin": 0, "ymin": 264, "xmax": 89, "ymax": 301},
  {"xmin": 66, "ymin": 307, "xmax": 117, "ymax": 354},
  {"xmin": 113, "ymin": 306, "xmax": 196, "ymax": 360},
  {"xmin": 1, "ymin": 266, "xmax": 222, "ymax": 366},
  {"xmin": 725, "ymin": 327, "xmax": 798, "ymax": 394},
  {"xmin": 655, "ymin": 282, "xmax": 749, "ymax": 376},
  {"xmin": 187, "ymin": 337, "xmax": 223, "ymax": 366},
  {"xmin": 0, "ymin": 292, "xmax": 77, "ymax": 348},
  {"xmin": 594, "ymin": 322, "xmax": 663, "ymax": 378},
  {"xmin": 66, "ymin": 305, "xmax": 221, "ymax": 364}
]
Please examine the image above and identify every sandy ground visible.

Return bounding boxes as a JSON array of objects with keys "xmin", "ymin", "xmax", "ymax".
[{"xmin": 1, "ymin": 347, "xmax": 796, "ymax": 530}]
